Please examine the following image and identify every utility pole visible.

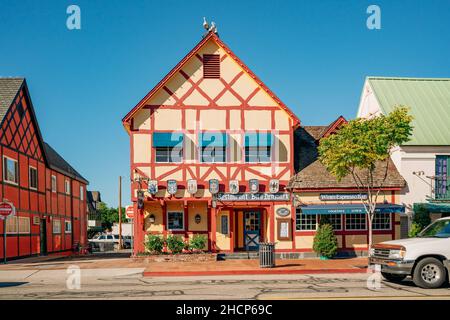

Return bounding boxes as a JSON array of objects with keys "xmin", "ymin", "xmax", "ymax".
[{"xmin": 118, "ymin": 176, "xmax": 122, "ymax": 250}]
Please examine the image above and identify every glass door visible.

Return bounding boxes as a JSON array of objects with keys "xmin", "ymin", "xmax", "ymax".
[{"xmin": 244, "ymin": 211, "xmax": 260, "ymax": 251}]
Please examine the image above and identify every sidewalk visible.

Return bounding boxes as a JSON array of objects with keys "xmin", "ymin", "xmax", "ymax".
[{"xmin": 142, "ymin": 257, "xmax": 369, "ymax": 277}]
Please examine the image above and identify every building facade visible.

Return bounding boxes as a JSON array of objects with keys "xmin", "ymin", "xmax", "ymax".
[
  {"xmin": 357, "ymin": 77, "xmax": 450, "ymax": 222},
  {"xmin": 0, "ymin": 78, "xmax": 88, "ymax": 261},
  {"xmin": 123, "ymin": 32, "xmax": 300, "ymax": 254},
  {"xmin": 87, "ymin": 191, "xmax": 102, "ymax": 234},
  {"xmin": 288, "ymin": 117, "xmax": 406, "ymax": 255}
]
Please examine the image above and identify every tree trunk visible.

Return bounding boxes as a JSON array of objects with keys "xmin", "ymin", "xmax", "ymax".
[{"xmin": 368, "ymin": 212, "xmax": 374, "ymax": 249}]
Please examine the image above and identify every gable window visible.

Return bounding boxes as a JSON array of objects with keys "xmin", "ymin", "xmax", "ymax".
[
  {"xmin": 3, "ymin": 156, "xmax": 18, "ymax": 184},
  {"xmin": 200, "ymin": 132, "xmax": 227, "ymax": 163},
  {"xmin": 51, "ymin": 175, "xmax": 57, "ymax": 193},
  {"xmin": 244, "ymin": 133, "xmax": 272, "ymax": 163},
  {"xmin": 203, "ymin": 54, "xmax": 220, "ymax": 79},
  {"xmin": 65, "ymin": 179, "xmax": 71, "ymax": 195},
  {"xmin": 436, "ymin": 155, "xmax": 449, "ymax": 199},
  {"xmin": 167, "ymin": 212, "xmax": 184, "ymax": 230},
  {"xmin": 16, "ymin": 101, "xmax": 24, "ymax": 119},
  {"xmin": 153, "ymin": 132, "xmax": 183, "ymax": 163},
  {"xmin": 29, "ymin": 166, "xmax": 38, "ymax": 190}
]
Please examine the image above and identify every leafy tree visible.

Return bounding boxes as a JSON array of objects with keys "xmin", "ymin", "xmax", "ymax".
[
  {"xmin": 97, "ymin": 202, "xmax": 126, "ymax": 231},
  {"xmin": 409, "ymin": 204, "xmax": 432, "ymax": 237},
  {"xmin": 318, "ymin": 106, "xmax": 413, "ymax": 248}
]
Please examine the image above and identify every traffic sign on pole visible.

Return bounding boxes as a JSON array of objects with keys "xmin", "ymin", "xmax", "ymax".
[{"xmin": 1, "ymin": 201, "xmax": 15, "ymax": 264}]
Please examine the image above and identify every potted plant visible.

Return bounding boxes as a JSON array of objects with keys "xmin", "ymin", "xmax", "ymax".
[{"xmin": 313, "ymin": 222, "xmax": 338, "ymax": 259}]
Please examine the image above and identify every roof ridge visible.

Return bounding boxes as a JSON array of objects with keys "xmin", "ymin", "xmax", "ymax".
[{"xmin": 368, "ymin": 76, "xmax": 450, "ymax": 81}]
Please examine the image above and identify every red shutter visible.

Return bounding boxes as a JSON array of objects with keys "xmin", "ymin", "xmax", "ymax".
[{"xmin": 203, "ymin": 54, "xmax": 220, "ymax": 79}]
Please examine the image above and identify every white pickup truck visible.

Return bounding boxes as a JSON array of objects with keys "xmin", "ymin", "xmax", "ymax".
[{"xmin": 369, "ymin": 217, "xmax": 450, "ymax": 289}]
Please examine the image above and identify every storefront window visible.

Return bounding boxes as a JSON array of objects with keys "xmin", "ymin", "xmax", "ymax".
[
  {"xmin": 167, "ymin": 212, "xmax": 184, "ymax": 230},
  {"xmin": 319, "ymin": 214, "xmax": 342, "ymax": 231},
  {"xmin": 345, "ymin": 214, "xmax": 367, "ymax": 230},
  {"xmin": 372, "ymin": 213, "xmax": 391, "ymax": 230},
  {"xmin": 296, "ymin": 208, "xmax": 317, "ymax": 231}
]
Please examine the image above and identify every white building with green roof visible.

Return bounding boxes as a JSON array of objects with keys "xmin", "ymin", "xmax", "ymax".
[{"xmin": 357, "ymin": 77, "xmax": 450, "ymax": 222}]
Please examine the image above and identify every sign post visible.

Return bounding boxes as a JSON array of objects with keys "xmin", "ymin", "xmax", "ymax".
[{"xmin": 0, "ymin": 201, "xmax": 16, "ymax": 264}]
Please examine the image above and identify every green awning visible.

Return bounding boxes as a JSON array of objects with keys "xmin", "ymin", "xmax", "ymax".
[
  {"xmin": 199, "ymin": 132, "xmax": 228, "ymax": 147},
  {"xmin": 300, "ymin": 203, "xmax": 405, "ymax": 215},
  {"xmin": 414, "ymin": 202, "xmax": 450, "ymax": 213},
  {"xmin": 152, "ymin": 132, "xmax": 183, "ymax": 147},
  {"xmin": 244, "ymin": 133, "xmax": 273, "ymax": 147}
]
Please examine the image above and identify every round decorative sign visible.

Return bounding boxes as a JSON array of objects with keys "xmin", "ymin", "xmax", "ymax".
[
  {"xmin": 0, "ymin": 202, "xmax": 15, "ymax": 219},
  {"xmin": 276, "ymin": 207, "xmax": 290, "ymax": 217}
]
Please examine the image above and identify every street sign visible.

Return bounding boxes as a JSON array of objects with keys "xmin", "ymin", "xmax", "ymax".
[
  {"xmin": 125, "ymin": 205, "xmax": 134, "ymax": 219},
  {"xmin": 0, "ymin": 202, "xmax": 15, "ymax": 219}
]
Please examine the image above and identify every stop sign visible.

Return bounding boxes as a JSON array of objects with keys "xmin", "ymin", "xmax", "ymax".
[
  {"xmin": 0, "ymin": 202, "xmax": 15, "ymax": 219},
  {"xmin": 125, "ymin": 205, "xmax": 134, "ymax": 219}
]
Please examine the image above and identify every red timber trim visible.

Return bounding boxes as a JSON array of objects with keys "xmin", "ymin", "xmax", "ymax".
[
  {"xmin": 122, "ymin": 32, "xmax": 300, "ymax": 127},
  {"xmin": 270, "ymin": 204, "xmax": 275, "ymax": 242},
  {"xmin": 321, "ymin": 115, "xmax": 348, "ymax": 139},
  {"xmin": 229, "ymin": 209, "xmax": 234, "ymax": 253}
]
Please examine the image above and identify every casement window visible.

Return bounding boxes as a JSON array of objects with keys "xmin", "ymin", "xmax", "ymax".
[
  {"xmin": 52, "ymin": 219, "xmax": 61, "ymax": 234},
  {"xmin": 372, "ymin": 213, "xmax": 391, "ymax": 230},
  {"xmin": 244, "ymin": 133, "xmax": 272, "ymax": 163},
  {"xmin": 435, "ymin": 155, "xmax": 449, "ymax": 199},
  {"xmin": 29, "ymin": 166, "xmax": 38, "ymax": 190},
  {"xmin": 3, "ymin": 156, "xmax": 18, "ymax": 184},
  {"xmin": 65, "ymin": 180, "xmax": 71, "ymax": 195},
  {"xmin": 65, "ymin": 220, "xmax": 72, "ymax": 233},
  {"xmin": 345, "ymin": 214, "xmax": 367, "ymax": 230},
  {"xmin": 6, "ymin": 216, "xmax": 30, "ymax": 234},
  {"xmin": 80, "ymin": 186, "xmax": 84, "ymax": 201},
  {"xmin": 201, "ymin": 147, "xmax": 226, "ymax": 163},
  {"xmin": 199, "ymin": 132, "xmax": 227, "ymax": 163},
  {"xmin": 319, "ymin": 214, "xmax": 343, "ymax": 231},
  {"xmin": 51, "ymin": 175, "xmax": 57, "ymax": 192},
  {"xmin": 153, "ymin": 132, "xmax": 183, "ymax": 163},
  {"xmin": 167, "ymin": 211, "xmax": 184, "ymax": 231},
  {"xmin": 295, "ymin": 208, "xmax": 317, "ymax": 231},
  {"xmin": 203, "ymin": 54, "xmax": 220, "ymax": 79}
]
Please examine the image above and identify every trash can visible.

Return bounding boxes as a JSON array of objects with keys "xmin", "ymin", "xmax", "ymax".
[{"xmin": 259, "ymin": 242, "xmax": 276, "ymax": 268}]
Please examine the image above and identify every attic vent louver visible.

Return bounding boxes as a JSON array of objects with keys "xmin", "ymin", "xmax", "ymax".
[{"xmin": 203, "ymin": 54, "xmax": 220, "ymax": 79}]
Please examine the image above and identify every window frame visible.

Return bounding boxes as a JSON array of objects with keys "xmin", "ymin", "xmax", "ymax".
[
  {"xmin": 29, "ymin": 166, "xmax": 38, "ymax": 190},
  {"xmin": 65, "ymin": 220, "xmax": 72, "ymax": 233},
  {"xmin": 345, "ymin": 213, "xmax": 367, "ymax": 231},
  {"xmin": 372, "ymin": 212, "xmax": 392, "ymax": 231},
  {"xmin": 80, "ymin": 186, "xmax": 84, "ymax": 201},
  {"xmin": 245, "ymin": 146, "xmax": 272, "ymax": 163},
  {"xmin": 154, "ymin": 146, "xmax": 183, "ymax": 163},
  {"xmin": 3, "ymin": 156, "xmax": 18, "ymax": 185},
  {"xmin": 167, "ymin": 211, "xmax": 184, "ymax": 231},
  {"xmin": 65, "ymin": 179, "xmax": 71, "ymax": 195},
  {"xmin": 52, "ymin": 219, "xmax": 61, "ymax": 234},
  {"xmin": 51, "ymin": 175, "xmax": 57, "ymax": 193},
  {"xmin": 319, "ymin": 214, "xmax": 343, "ymax": 231},
  {"xmin": 200, "ymin": 146, "xmax": 227, "ymax": 163},
  {"xmin": 295, "ymin": 208, "xmax": 318, "ymax": 231}
]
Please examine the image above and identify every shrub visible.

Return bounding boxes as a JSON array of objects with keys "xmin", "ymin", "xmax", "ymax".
[
  {"xmin": 408, "ymin": 222, "xmax": 423, "ymax": 238},
  {"xmin": 313, "ymin": 223, "xmax": 338, "ymax": 258},
  {"xmin": 145, "ymin": 235, "xmax": 164, "ymax": 254},
  {"xmin": 413, "ymin": 204, "xmax": 431, "ymax": 229},
  {"xmin": 166, "ymin": 235, "xmax": 184, "ymax": 254},
  {"xmin": 190, "ymin": 234, "xmax": 207, "ymax": 252}
]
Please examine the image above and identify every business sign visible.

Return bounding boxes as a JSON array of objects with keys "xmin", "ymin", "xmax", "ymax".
[
  {"xmin": 148, "ymin": 180, "xmax": 158, "ymax": 195},
  {"xmin": 229, "ymin": 180, "xmax": 239, "ymax": 194},
  {"xmin": 0, "ymin": 202, "xmax": 15, "ymax": 219},
  {"xmin": 187, "ymin": 179, "xmax": 198, "ymax": 195},
  {"xmin": 276, "ymin": 207, "xmax": 290, "ymax": 217},
  {"xmin": 269, "ymin": 179, "xmax": 279, "ymax": 194},
  {"xmin": 217, "ymin": 193, "xmax": 290, "ymax": 202},
  {"xmin": 167, "ymin": 180, "xmax": 178, "ymax": 195},
  {"xmin": 249, "ymin": 179, "xmax": 259, "ymax": 194},
  {"xmin": 209, "ymin": 179, "xmax": 219, "ymax": 195},
  {"xmin": 319, "ymin": 193, "xmax": 368, "ymax": 201}
]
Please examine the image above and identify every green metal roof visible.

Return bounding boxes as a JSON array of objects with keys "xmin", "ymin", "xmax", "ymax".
[{"xmin": 367, "ymin": 77, "xmax": 450, "ymax": 146}]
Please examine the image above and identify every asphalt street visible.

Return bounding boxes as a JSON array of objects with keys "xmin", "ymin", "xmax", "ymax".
[{"xmin": 0, "ymin": 267, "xmax": 449, "ymax": 300}]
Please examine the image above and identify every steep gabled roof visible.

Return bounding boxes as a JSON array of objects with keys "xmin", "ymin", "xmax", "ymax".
[
  {"xmin": 364, "ymin": 77, "xmax": 450, "ymax": 146},
  {"xmin": 44, "ymin": 142, "xmax": 88, "ymax": 184},
  {"xmin": 122, "ymin": 32, "xmax": 300, "ymax": 128},
  {"xmin": 0, "ymin": 78, "xmax": 24, "ymax": 124}
]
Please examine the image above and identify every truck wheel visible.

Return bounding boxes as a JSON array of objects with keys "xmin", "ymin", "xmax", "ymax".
[
  {"xmin": 381, "ymin": 272, "xmax": 406, "ymax": 282},
  {"xmin": 413, "ymin": 257, "xmax": 447, "ymax": 289}
]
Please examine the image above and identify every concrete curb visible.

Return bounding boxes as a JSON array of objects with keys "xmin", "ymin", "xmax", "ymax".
[{"xmin": 143, "ymin": 268, "xmax": 367, "ymax": 277}]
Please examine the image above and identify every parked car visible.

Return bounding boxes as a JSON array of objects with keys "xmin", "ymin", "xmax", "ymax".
[
  {"xmin": 89, "ymin": 234, "xmax": 132, "ymax": 249},
  {"xmin": 369, "ymin": 217, "xmax": 450, "ymax": 289}
]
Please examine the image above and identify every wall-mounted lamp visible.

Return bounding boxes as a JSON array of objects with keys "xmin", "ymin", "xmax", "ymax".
[
  {"xmin": 195, "ymin": 214, "xmax": 201, "ymax": 224},
  {"xmin": 149, "ymin": 214, "xmax": 156, "ymax": 224}
]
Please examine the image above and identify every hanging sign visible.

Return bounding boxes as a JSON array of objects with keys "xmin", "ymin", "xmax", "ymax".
[
  {"xmin": 229, "ymin": 180, "xmax": 239, "ymax": 194},
  {"xmin": 137, "ymin": 191, "xmax": 145, "ymax": 209},
  {"xmin": 187, "ymin": 179, "xmax": 198, "ymax": 195},
  {"xmin": 276, "ymin": 207, "xmax": 290, "ymax": 217},
  {"xmin": 167, "ymin": 180, "xmax": 178, "ymax": 195},
  {"xmin": 249, "ymin": 179, "xmax": 259, "ymax": 194},
  {"xmin": 209, "ymin": 179, "xmax": 219, "ymax": 195},
  {"xmin": 319, "ymin": 193, "xmax": 368, "ymax": 201},
  {"xmin": 148, "ymin": 180, "xmax": 158, "ymax": 195},
  {"xmin": 269, "ymin": 179, "xmax": 279, "ymax": 194}
]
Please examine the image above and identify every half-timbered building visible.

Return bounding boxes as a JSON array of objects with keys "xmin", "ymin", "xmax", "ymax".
[{"xmin": 0, "ymin": 78, "xmax": 88, "ymax": 261}]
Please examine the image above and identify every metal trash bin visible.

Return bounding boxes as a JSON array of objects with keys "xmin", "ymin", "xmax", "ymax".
[{"xmin": 259, "ymin": 242, "xmax": 276, "ymax": 268}]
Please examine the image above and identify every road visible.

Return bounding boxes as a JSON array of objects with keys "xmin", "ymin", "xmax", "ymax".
[{"xmin": 0, "ymin": 264, "xmax": 449, "ymax": 299}]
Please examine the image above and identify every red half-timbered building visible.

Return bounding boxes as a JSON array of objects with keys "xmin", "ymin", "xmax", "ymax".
[{"xmin": 0, "ymin": 78, "xmax": 88, "ymax": 261}]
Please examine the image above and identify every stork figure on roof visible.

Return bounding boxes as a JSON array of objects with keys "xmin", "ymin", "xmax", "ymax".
[{"xmin": 202, "ymin": 17, "xmax": 218, "ymax": 35}]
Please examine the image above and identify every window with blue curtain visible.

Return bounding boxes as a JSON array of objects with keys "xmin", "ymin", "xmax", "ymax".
[
  {"xmin": 199, "ymin": 132, "xmax": 227, "ymax": 163},
  {"xmin": 153, "ymin": 132, "xmax": 184, "ymax": 163},
  {"xmin": 244, "ymin": 132, "xmax": 273, "ymax": 163},
  {"xmin": 436, "ymin": 155, "xmax": 449, "ymax": 199}
]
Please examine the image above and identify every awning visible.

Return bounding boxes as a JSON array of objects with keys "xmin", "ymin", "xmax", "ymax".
[
  {"xmin": 199, "ymin": 132, "xmax": 228, "ymax": 147},
  {"xmin": 414, "ymin": 202, "xmax": 450, "ymax": 213},
  {"xmin": 152, "ymin": 132, "xmax": 183, "ymax": 147},
  {"xmin": 299, "ymin": 203, "xmax": 405, "ymax": 215},
  {"xmin": 245, "ymin": 133, "xmax": 273, "ymax": 147}
]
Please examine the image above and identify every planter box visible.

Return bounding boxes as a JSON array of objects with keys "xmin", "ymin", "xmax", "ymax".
[{"xmin": 132, "ymin": 253, "xmax": 217, "ymax": 263}]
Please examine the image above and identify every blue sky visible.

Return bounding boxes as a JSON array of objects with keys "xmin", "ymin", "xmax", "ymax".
[{"xmin": 1, "ymin": 0, "xmax": 449, "ymax": 206}]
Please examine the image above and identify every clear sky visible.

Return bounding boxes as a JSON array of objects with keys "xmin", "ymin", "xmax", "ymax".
[{"xmin": 1, "ymin": 0, "xmax": 449, "ymax": 207}]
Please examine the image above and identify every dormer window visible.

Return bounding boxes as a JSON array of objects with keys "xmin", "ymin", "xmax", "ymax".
[{"xmin": 203, "ymin": 54, "xmax": 220, "ymax": 79}]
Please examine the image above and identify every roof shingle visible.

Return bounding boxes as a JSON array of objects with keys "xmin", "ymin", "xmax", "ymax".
[{"xmin": 0, "ymin": 78, "xmax": 24, "ymax": 124}]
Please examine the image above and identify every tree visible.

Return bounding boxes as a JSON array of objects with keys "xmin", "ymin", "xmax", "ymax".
[
  {"xmin": 97, "ymin": 202, "xmax": 126, "ymax": 231},
  {"xmin": 318, "ymin": 106, "xmax": 413, "ymax": 248}
]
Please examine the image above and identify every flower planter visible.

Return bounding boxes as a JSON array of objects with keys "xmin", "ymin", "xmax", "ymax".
[{"xmin": 132, "ymin": 253, "xmax": 217, "ymax": 263}]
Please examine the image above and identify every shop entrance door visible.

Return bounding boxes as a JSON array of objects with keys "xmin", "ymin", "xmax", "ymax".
[
  {"xmin": 244, "ymin": 211, "xmax": 260, "ymax": 251},
  {"xmin": 39, "ymin": 219, "xmax": 47, "ymax": 256}
]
